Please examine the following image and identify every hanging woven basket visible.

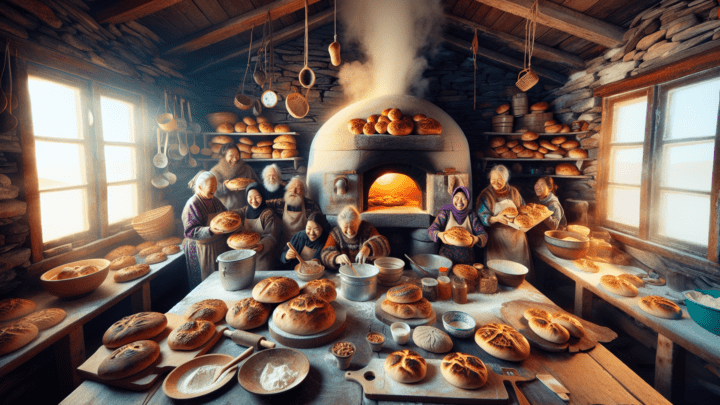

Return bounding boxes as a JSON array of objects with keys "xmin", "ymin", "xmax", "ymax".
[{"xmin": 516, "ymin": 68, "xmax": 539, "ymax": 92}]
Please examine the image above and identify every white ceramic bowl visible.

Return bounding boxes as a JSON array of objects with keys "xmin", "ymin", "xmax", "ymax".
[
  {"xmin": 487, "ymin": 260, "xmax": 529, "ymax": 288},
  {"xmin": 442, "ymin": 311, "xmax": 476, "ymax": 338},
  {"xmin": 374, "ymin": 257, "xmax": 405, "ymax": 283}
]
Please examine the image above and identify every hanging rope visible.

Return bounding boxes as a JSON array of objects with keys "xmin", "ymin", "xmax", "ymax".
[
  {"xmin": 268, "ymin": 12, "xmax": 274, "ymax": 90},
  {"xmin": 304, "ymin": 0, "xmax": 309, "ymax": 69},
  {"xmin": 471, "ymin": 28, "xmax": 478, "ymax": 110},
  {"xmin": 333, "ymin": 0, "xmax": 337, "ymax": 43},
  {"xmin": 523, "ymin": 0, "xmax": 538, "ymax": 72},
  {"xmin": 239, "ymin": 25, "xmax": 254, "ymax": 95}
]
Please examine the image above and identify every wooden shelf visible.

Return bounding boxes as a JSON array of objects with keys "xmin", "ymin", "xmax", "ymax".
[
  {"xmin": 201, "ymin": 132, "xmax": 298, "ymax": 137},
  {"xmin": 480, "ymin": 157, "xmax": 589, "ymax": 162},
  {"xmin": 196, "ymin": 156, "xmax": 305, "ymax": 170},
  {"xmin": 508, "ymin": 174, "xmax": 593, "ymax": 179},
  {"xmin": 482, "ymin": 131, "xmax": 589, "ymax": 136}
]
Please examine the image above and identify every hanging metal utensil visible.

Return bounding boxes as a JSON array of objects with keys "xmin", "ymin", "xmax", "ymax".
[
  {"xmin": 0, "ymin": 44, "xmax": 17, "ymax": 134},
  {"xmin": 177, "ymin": 98, "xmax": 188, "ymax": 156},
  {"xmin": 328, "ymin": 0, "xmax": 341, "ymax": 66},
  {"xmin": 298, "ymin": 0, "xmax": 316, "ymax": 88},
  {"xmin": 153, "ymin": 128, "xmax": 168, "ymax": 169},
  {"xmin": 235, "ymin": 26, "xmax": 255, "ymax": 110},
  {"xmin": 156, "ymin": 90, "xmax": 176, "ymax": 131},
  {"xmin": 261, "ymin": 12, "xmax": 278, "ymax": 108},
  {"xmin": 163, "ymin": 166, "xmax": 177, "ymax": 185},
  {"xmin": 188, "ymin": 101, "xmax": 202, "ymax": 135}
]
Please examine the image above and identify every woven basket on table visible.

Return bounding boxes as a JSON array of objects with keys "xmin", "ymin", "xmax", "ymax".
[{"xmin": 132, "ymin": 205, "xmax": 175, "ymax": 241}]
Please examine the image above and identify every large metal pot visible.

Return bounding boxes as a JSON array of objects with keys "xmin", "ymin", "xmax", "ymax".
[
  {"xmin": 339, "ymin": 263, "xmax": 379, "ymax": 301},
  {"xmin": 217, "ymin": 250, "xmax": 257, "ymax": 291}
]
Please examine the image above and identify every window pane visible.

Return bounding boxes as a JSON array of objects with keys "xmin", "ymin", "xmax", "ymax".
[
  {"xmin": 107, "ymin": 183, "xmax": 138, "ymax": 224},
  {"xmin": 40, "ymin": 189, "xmax": 89, "ymax": 242},
  {"xmin": 609, "ymin": 146, "xmax": 643, "ymax": 185},
  {"xmin": 105, "ymin": 146, "xmax": 136, "ymax": 183},
  {"xmin": 28, "ymin": 77, "xmax": 82, "ymax": 140},
  {"xmin": 655, "ymin": 191, "xmax": 709, "ymax": 246},
  {"xmin": 665, "ymin": 76, "xmax": 720, "ymax": 140},
  {"xmin": 101, "ymin": 97, "xmax": 135, "ymax": 143},
  {"xmin": 607, "ymin": 185, "xmax": 640, "ymax": 227},
  {"xmin": 612, "ymin": 96, "xmax": 647, "ymax": 143},
  {"xmin": 35, "ymin": 141, "xmax": 87, "ymax": 190},
  {"xmin": 660, "ymin": 141, "xmax": 715, "ymax": 192}
]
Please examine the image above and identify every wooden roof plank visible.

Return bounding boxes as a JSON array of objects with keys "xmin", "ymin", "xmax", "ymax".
[
  {"xmin": 473, "ymin": 0, "xmax": 625, "ymax": 48},
  {"xmin": 192, "ymin": 0, "xmax": 231, "ymax": 25},
  {"xmin": 446, "ymin": 13, "xmax": 584, "ymax": 67},
  {"xmin": 95, "ymin": 0, "xmax": 184, "ymax": 25},
  {"xmin": 163, "ymin": 0, "xmax": 323, "ymax": 56}
]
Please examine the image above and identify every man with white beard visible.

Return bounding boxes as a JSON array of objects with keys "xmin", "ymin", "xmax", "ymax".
[
  {"xmin": 260, "ymin": 164, "xmax": 285, "ymax": 201},
  {"xmin": 267, "ymin": 176, "xmax": 322, "ymax": 249}
]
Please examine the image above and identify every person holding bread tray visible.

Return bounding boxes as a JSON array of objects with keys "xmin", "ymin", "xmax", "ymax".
[
  {"xmin": 476, "ymin": 165, "xmax": 533, "ymax": 275},
  {"xmin": 528, "ymin": 176, "xmax": 567, "ymax": 246},
  {"xmin": 235, "ymin": 182, "xmax": 279, "ymax": 271},
  {"xmin": 182, "ymin": 171, "xmax": 230, "ymax": 288},
  {"xmin": 210, "ymin": 144, "xmax": 261, "ymax": 210},
  {"xmin": 321, "ymin": 205, "xmax": 390, "ymax": 269},
  {"xmin": 428, "ymin": 186, "xmax": 488, "ymax": 264},
  {"xmin": 281, "ymin": 212, "xmax": 329, "ymax": 266}
]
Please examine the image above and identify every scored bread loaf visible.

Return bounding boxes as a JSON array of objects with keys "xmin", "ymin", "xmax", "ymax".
[
  {"xmin": 528, "ymin": 317, "xmax": 570, "ymax": 344},
  {"xmin": 387, "ymin": 120, "xmax": 413, "ymax": 136},
  {"xmin": 523, "ymin": 308, "xmax": 552, "ymax": 322},
  {"xmin": 386, "ymin": 284, "xmax": 422, "ymax": 304},
  {"xmin": 252, "ymin": 276, "xmax": 300, "ymax": 303},
  {"xmin": 385, "ymin": 350, "xmax": 427, "ymax": 383},
  {"xmin": 443, "ymin": 226, "xmax": 474, "ymax": 247},
  {"xmin": 573, "ymin": 258, "xmax": 599, "ymax": 273},
  {"xmin": 600, "ymin": 275, "xmax": 638, "ymax": 297},
  {"xmin": 136, "ymin": 241, "xmax": 156, "ymax": 251},
  {"xmin": 452, "ymin": 264, "xmax": 478, "ymax": 281},
  {"xmin": 0, "ymin": 298, "xmax": 37, "ymax": 322},
  {"xmin": 489, "ymin": 137, "xmax": 506, "ymax": 148},
  {"xmin": 381, "ymin": 298, "xmax": 433, "ymax": 319},
  {"xmin": 138, "ymin": 246, "xmax": 162, "ymax": 258},
  {"xmin": 226, "ymin": 297, "xmax": 271, "ymax": 330},
  {"xmin": 110, "ymin": 256, "xmax": 136, "ymax": 271},
  {"xmin": 506, "ymin": 140, "xmax": 519, "ymax": 148},
  {"xmin": 500, "ymin": 207, "xmax": 518, "ymax": 218},
  {"xmin": 300, "ymin": 279, "xmax": 337, "ymax": 302},
  {"xmin": 168, "ymin": 320, "xmax": 216, "ymax": 351},
  {"xmin": 105, "ymin": 245, "xmax": 138, "ymax": 261},
  {"xmin": 551, "ymin": 313, "xmax": 585, "ymax": 338},
  {"xmin": 513, "ymin": 214, "xmax": 533, "ymax": 228},
  {"xmin": 184, "ymin": 299, "xmax": 228, "ymax": 323},
  {"xmin": 0, "ymin": 322, "xmax": 39, "ymax": 356},
  {"xmin": 210, "ymin": 211, "xmax": 242, "ymax": 233},
  {"xmin": 412, "ymin": 326, "xmax": 453, "ymax": 353},
  {"xmin": 415, "ymin": 118, "xmax": 442, "ymax": 135},
  {"xmin": 102, "ymin": 312, "xmax": 167, "ymax": 348},
  {"xmin": 162, "ymin": 245, "xmax": 181, "ymax": 255},
  {"xmin": 98, "ymin": 340, "xmax": 160, "ymax": 380},
  {"xmin": 512, "ymin": 144, "xmax": 525, "ymax": 154},
  {"xmin": 114, "ymin": 264, "xmax": 151, "ymax": 283},
  {"xmin": 618, "ymin": 273, "xmax": 645, "ymax": 288},
  {"xmin": 523, "ymin": 141, "xmax": 539, "ymax": 150},
  {"xmin": 227, "ymin": 230, "xmax": 261, "ymax": 249},
  {"xmin": 639, "ymin": 296, "xmax": 682, "ymax": 319},
  {"xmin": 272, "ymin": 294, "xmax": 336, "ymax": 335},
  {"xmin": 475, "ymin": 323, "xmax": 530, "ymax": 362},
  {"xmin": 441, "ymin": 352, "xmax": 488, "ymax": 389},
  {"xmin": 17, "ymin": 308, "xmax": 66, "ymax": 330}
]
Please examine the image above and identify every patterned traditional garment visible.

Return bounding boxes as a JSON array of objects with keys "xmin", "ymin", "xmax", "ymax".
[
  {"xmin": 321, "ymin": 221, "xmax": 390, "ymax": 270},
  {"xmin": 181, "ymin": 194, "xmax": 228, "ymax": 289},
  {"xmin": 210, "ymin": 158, "xmax": 261, "ymax": 210},
  {"xmin": 536, "ymin": 192, "xmax": 567, "ymax": 230}
]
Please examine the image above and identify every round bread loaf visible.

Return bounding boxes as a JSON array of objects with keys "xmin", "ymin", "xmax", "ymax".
[
  {"xmin": 105, "ymin": 245, "xmax": 138, "ymax": 261},
  {"xmin": 168, "ymin": 320, "xmax": 216, "ymax": 351},
  {"xmin": 272, "ymin": 150, "xmax": 281, "ymax": 158},
  {"xmin": 114, "ymin": 264, "xmax": 151, "ymax": 283},
  {"xmin": 561, "ymin": 140, "xmax": 580, "ymax": 150},
  {"xmin": 273, "ymin": 142, "xmax": 296, "ymax": 150},
  {"xmin": 237, "ymin": 143, "xmax": 252, "ymax": 153},
  {"xmin": 545, "ymin": 124, "xmax": 563, "ymax": 134},
  {"xmin": 138, "ymin": 246, "xmax": 162, "ymax": 258},
  {"xmin": 144, "ymin": 252, "xmax": 167, "ymax": 265},
  {"xmin": 246, "ymin": 125, "xmax": 260, "ymax": 133},
  {"xmin": 234, "ymin": 122, "xmax": 247, "ymax": 133},
  {"xmin": 539, "ymin": 140, "xmax": 558, "ymax": 151},
  {"xmin": 533, "ymin": 151, "xmax": 544, "ymax": 159},
  {"xmin": 0, "ymin": 322, "xmax": 39, "ymax": 356},
  {"xmin": 528, "ymin": 317, "xmax": 570, "ymax": 344},
  {"xmin": 500, "ymin": 207, "xmax": 518, "ymax": 218},
  {"xmin": 252, "ymin": 153, "xmax": 271, "ymax": 159},
  {"xmin": 210, "ymin": 211, "xmax": 242, "ymax": 233},
  {"xmin": 523, "ymin": 141, "xmax": 539, "ymax": 150},
  {"xmin": 475, "ymin": 323, "xmax": 530, "ymax": 362},
  {"xmin": 568, "ymin": 148, "xmax": 588, "ymax": 158},
  {"xmin": 300, "ymin": 279, "xmax": 337, "ymax": 302},
  {"xmin": 378, "ymin": 115, "xmax": 391, "ymax": 124},
  {"xmin": 259, "ymin": 123, "xmax": 274, "ymax": 133},
  {"xmin": 385, "ymin": 350, "xmax": 427, "ymax": 383},
  {"xmin": 243, "ymin": 117, "xmax": 257, "ymax": 126},
  {"xmin": 98, "ymin": 340, "xmax": 160, "ymax": 380},
  {"xmin": 444, "ymin": 226, "xmax": 474, "ymax": 247},
  {"xmin": 530, "ymin": 101, "xmax": 548, "ymax": 111},
  {"xmin": 413, "ymin": 113, "xmax": 427, "ymax": 121},
  {"xmin": 387, "ymin": 284, "xmax": 422, "ymax": 304},
  {"xmin": 226, "ymin": 297, "xmax": 271, "ymax": 330},
  {"xmin": 211, "ymin": 135, "xmax": 234, "ymax": 144},
  {"xmin": 514, "ymin": 214, "xmax": 533, "ymax": 228},
  {"xmin": 453, "ymin": 264, "xmax": 478, "ymax": 281},
  {"xmin": 226, "ymin": 177, "xmax": 254, "ymax": 190},
  {"xmin": 0, "ymin": 298, "xmax": 37, "ymax": 322},
  {"xmin": 511, "ymin": 144, "xmax": 525, "ymax": 154},
  {"xmin": 551, "ymin": 136, "xmax": 566, "ymax": 145},
  {"xmin": 521, "ymin": 131, "xmax": 539, "ymax": 141},
  {"xmin": 441, "ymin": 352, "xmax": 488, "ymax": 389},
  {"xmin": 274, "ymin": 124, "xmax": 291, "ymax": 133},
  {"xmin": 362, "ymin": 122, "xmax": 376, "ymax": 135},
  {"xmin": 496, "ymin": 104, "xmax": 510, "ymax": 114},
  {"xmin": 618, "ymin": 273, "xmax": 645, "ymax": 288},
  {"xmin": 387, "ymin": 108, "xmax": 403, "ymax": 121},
  {"xmin": 252, "ymin": 276, "xmax": 300, "ymax": 303},
  {"xmin": 499, "ymin": 151, "xmax": 517, "ymax": 159},
  {"xmin": 506, "ymin": 140, "xmax": 519, "ymax": 148},
  {"xmin": 227, "ymin": 230, "xmax": 261, "ymax": 249},
  {"xmin": 256, "ymin": 140, "xmax": 273, "ymax": 147},
  {"xmin": 281, "ymin": 150, "xmax": 299, "ymax": 158},
  {"xmin": 17, "ymin": 308, "xmax": 66, "ymax": 330},
  {"xmin": 348, "ymin": 119, "xmax": 365, "ymax": 134},
  {"xmin": 523, "ymin": 308, "xmax": 552, "ymax": 322},
  {"xmin": 216, "ymin": 123, "xmax": 233, "ymax": 133},
  {"xmin": 272, "ymin": 294, "xmax": 335, "ymax": 335},
  {"xmin": 551, "ymin": 313, "xmax": 585, "ymax": 338},
  {"xmin": 381, "ymin": 298, "xmax": 433, "ymax": 319},
  {"xmin": 545, "ymin": 120, "xmax": 557, "ymax": 127},
  {"xmin": 489, "ymin": 136, "xmax": 506, "ymax": 148},
  {"xmin": 538, "ymin": 147, "xmax": 548, "ymax": 154},
  {"xmin": 136, "ymin": 241, "xmax": 156, "ymax": 251},
  {"xmin": 560, "ymin": 124, "xmax": 571, "ymax": 133},
  {"xmin": 162, "ymin": 245, "xmax": 181, "ymax": 255},
  {"xmin": 251, "ymin": 145, "xmax": 273, "ymax": 154},
  {"xmin": 255, "ymin": 116, "xmax": 269, "ymax": 123},
  {"xmin": 367, "ymin": 114, "xmax": 380, "ymax": 123},
  {"xmin": 185, "ymin": 299, "xmax": 228, "ymax": 323},
  {"xmin": 416, "ymin": 118, "xmax": 442, "ymax": 135},
  {"xmin": 413, "ymin": 326, "xmax": 453, "ymax": 353},
  {"xmin": 387, "ymin": 120, "xmax": 413, "ymax": 136},
  {"xmin": 238, "ymin": 137, "xmax": 253, "ymax": 145},
  {"xmin": 374, "ymin": 121, "xmax": 388, "ymax": 134},
  {"xmin": 639, "ymin": 296, "xmax": 682, "ymax": 319},
  {"xmin": 555, "ymin": 163, "xmax": 581, "ymax": 176},
  {"xmin": 574, "ymin": 257, "xmax": 597, "ymax": 274},
  {"xmin": 102, "ymin": 312, "xmax": 167, "ymax": 348},
  {"xmin": 274, "ymin": 135, "xmax": 296, "ymax": 144},
  {"xmin": 54, "ymin": 267, "xmax": 82, "ymax": 280},
  {"xmin": 518, "ymin": 149, "xmax": 534, "ymax": 158},
  {"xmin": 381, "ymin": 108, "xmax": 392, "ymax": 116},
  {"xmin": 495, "ymin": 145, "xmax": 510, "ymax": 154},
  {"xmin": 600, "ymin": 275, "xmax": 638, "ymax": 297},
  {"xmin": 211, "ymin": 143, "xmax": 223, "ymax": 154}
]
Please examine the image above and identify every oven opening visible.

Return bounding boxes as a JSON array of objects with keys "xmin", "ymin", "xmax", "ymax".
[{"xmin": 367, "ymin": 173, "xmax": 422, "ymax": 212}]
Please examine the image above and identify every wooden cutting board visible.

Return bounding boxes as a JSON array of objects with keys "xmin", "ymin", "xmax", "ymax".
[
  {"xmin": 268, "ymin": 301, "xmax": 346, "ymax": 349},
  {"xmin": 77, "ymin": 313, "xmax": 224, "ymax": 391},
  {"xmin": 500, "ymin": 300, "xmax": 617, "ymax": 353},
  {"xmin": 374, "ymin": 293, "xmax": 437, "ymax": 327},
  {"xmin": 346, "ymin": 359, "xmax": 527, "ymax": 404}
]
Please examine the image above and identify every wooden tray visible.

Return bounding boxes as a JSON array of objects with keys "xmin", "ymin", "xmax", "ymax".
[
  {"xmin": 77, "ymin": 313, "xmax": 224, "ymax": 391},
  {"xmin": 505, "ymin": 210, "xmax": 553, "ymax": 232},
  {"xmin": 374, "ymin": 293, "xmax": 437, "ymax": 327},
  {"xmin": 500, "ymin": 300, "xmax": 617, "ymax": 353},
  {"xmin": 346, "ymin": 359, "xmax": 532, "ymax": 404},
  {"xmin": 268, "ymin": 301, "xmax": 346, "ymax": 349}
]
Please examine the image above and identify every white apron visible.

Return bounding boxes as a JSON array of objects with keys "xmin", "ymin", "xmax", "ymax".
[
  {"xmin": 487, "ymin": 198, "xmax": 532, "ymax": 271},
  {"xmin": 245, "ymin": 216, "xmax": 274, "ymax": 271},
  {"xmin": 196, "ymin": 211, "xmax": 227, "ymax": 281},
  {"xmin": 281, "ymin": 203, "xmax": 306, "ymax": 247},
  {"xmin": 446, "ymin": 213, "xmax": 474, "ymax": 235}
]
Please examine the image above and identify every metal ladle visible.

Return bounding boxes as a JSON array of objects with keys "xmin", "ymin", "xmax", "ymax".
[
  {"xmin": 177, "ymin": 99, "xmax": 188, "ymax": 156},
  {"xmin": 163, "ymin": 166, "xmax": 177, "ymax": 185},
  {"xmin": 174, "ymin": 95, "xmax": 187, "ymax": 131},
  {"xmin": 188, "ymin": 102, "xmax": 202, "ymax": 135},
  {"xmin": 153, "ymin": 128, "xmax": 168, "ymax": 169}
]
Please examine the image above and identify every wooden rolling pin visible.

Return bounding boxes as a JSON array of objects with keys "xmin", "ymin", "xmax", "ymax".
[{"xmin": 223, "ymin": 329, "xmax": 276, "ymax": 350}]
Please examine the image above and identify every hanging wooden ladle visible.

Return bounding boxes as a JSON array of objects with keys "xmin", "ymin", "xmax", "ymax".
[
  {"xmin": 0, "ymin": 44, "xmax": 17, "ymax": 134},
  {"xmin": 153, "ymin": 128, "xmax": 168, "ymax": 169},
  {"xmin": 328, "ymin": 0, "xmax": 341, "ymax": 66},
  {"xmin": 156, "ymin": 90, "xmax": 177, "ymax": 131},
  {"xmin": 234, "ymin": 26, "xmax": 255, "ymax": 111},
  {"xmin": 253, "ymin": 50, "xmax": 266, "ymax": 87},
  {"xmin": 298, "ymin": 0, "xmax": 316, "ymax": 88},
  {"xmin": 286, "ymin": 86, "xmax": 309, "ymax": 119}
]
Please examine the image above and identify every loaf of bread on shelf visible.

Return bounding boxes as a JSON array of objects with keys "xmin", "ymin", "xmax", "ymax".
[
  {"xmin": 348, "ymin": 119, "xmax": 365, "ymax": 134},
  {"xmin": 243, "ymin": 117, "xmax": 257, "ymax": 126},
  {"xmin": 234, "ymin": 122, "xmax": 247, "ymax": 133},
  {"xmin": 555, "ymin": 163, "xmax": 581, "ymax": 176},
  {"xmin": 489, "ymin": 137, "xmax": 506, "ymax": 148},
  {"xmin": 496, "ymin": 104, "xmax": 510, "ymax": 114}
]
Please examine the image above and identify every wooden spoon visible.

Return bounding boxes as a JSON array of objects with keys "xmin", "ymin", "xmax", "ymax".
[
  {"xmin": 348, "ymin": 263, "xmax": 359, "ymax": 277},
  {"xmin": 211, "ymin": 346, "xmax": 254, "ymax": 384},
  {"xmin": 286, "ymin": 242, "xmax": 307, "ymax": 267}
]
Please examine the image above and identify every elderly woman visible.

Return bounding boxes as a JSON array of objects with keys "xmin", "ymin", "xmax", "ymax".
[
  {"xmin": 236, "ymin": 182, "xmax": 279, "ymax": 271},
  {"xmin": 428, "ymin": 186, "xmax": 488, "ymax": 264},
  {"xmin": 181, "ymin": 171, "xmax": 229, "ymax": 288},
  {"xmin": 321, "ymin": 206, "xmax": 390, "ymax": 270},
  {"xmin": 210, "ymin": 143, "xmax": 261, "ymax": 210},
  {"xmin": 280, "ymin": 212, "xmax": 329, "ymax": 266},
  {"xmin": 476, "ymin": 165, "xmax": 533, "ymax": 271}
]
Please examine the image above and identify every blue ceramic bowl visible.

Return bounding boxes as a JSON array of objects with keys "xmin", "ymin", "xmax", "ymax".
[
  {"xmin": 442, "ymin": 311, "xmax": 476, "ymax": 338},
  {"xmin": 684, "ymin": 289, "xmax": 720, "ymax": 336}
]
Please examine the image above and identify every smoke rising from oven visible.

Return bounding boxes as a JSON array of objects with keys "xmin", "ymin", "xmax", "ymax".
[{"xmin": 337, "ymin": 0, "xmax": 444, "ymax": 102}]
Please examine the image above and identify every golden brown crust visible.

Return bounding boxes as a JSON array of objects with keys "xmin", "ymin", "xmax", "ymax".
[
  {"xmin": 544, "ymin": 124, "xmax": 563, "ymax": 134},
  {"xmin": 514, "ymin": 214, "xmax": 533, "ymax": 228},
  {"xmin": 110, "ymin": 256, "xmax": 137, "ymax": 271},
  {"xmin": 561, "ymin": 139, "xmax": 580, "ymax": 150},
  {"xmin": 517, "ymin": 149, "xmax": 534, "ymax": 158},
  {"xmin": 281, "ymin": 149, "xmax": 299, "ymax": 158},
  {"xmin": 273, "ymin": 142, "xmax": 296, "ymax": 150},
  {"xmin": 600, "ymin": 275, "xmax": 638, "ymax": 297},
  {"xmin": 144, "ymin": 252, "xmax": 167, "ymax": 265},
  {"xmin": 251, "ymin": 153, "xmax": 271, "ymax": 159},
  {"xmin": 555, "ymin": 163, "xmax": 581, "ymax": 176},
  {"xmin": 185, "ymin": 299, "xmax": 228, "ymax": 323},
  {"xmin": 568, "ymin": 148, "xmax": 588, "ymax": 158},
  {"xmin": 274, "ymin": 124, "xmax": 291, "ymax": 133},
  {"xmin": 384, "ymin": 350, "xmax": 427, "ymax": 383},
  {"xmin": 367, "ymin": 114, "xmax": 380, "ymax": 123},
  {"xmin": 168, "ymin": 320, "xmax": 216, "ymax": 351},
  {"xmin": 387, "ymin": 120, "xmax": 413, "ymax": 136},
  {"xmin": 539, "ymin": 140, "xmax": 558, "ymax": 151},
  {"xmin": 136, "ymin": 241, "xmax": 157, "ymax": 251},
  {"xmin": 388, "ymin": 108, "xmax": 403, "ymax": 121},
  {"xmin": 415, "ymin": 118, "xmax": 442, "ymax": 135},
  {"xmin": 272, "ymin": 294, "xmax": 336, "ymax": 335},
  {"xmin": 495, "ymin": 104, "xmax": 510, "ymax": 114},
  {"xmin": 0, "ymin": 322, "xmax": 39, "ymax": 356},
  {"xmin": 211, "ymin": 135, "xmax": 234, "ymax": 144},
  {"xmin": 572, "ymin": 258, "xmax": 599, "ymax": 273},
  {"xmin": 98, "ymin": 340, "xmax": 160, "ymax": 380},
  {"xmin": 17, "ymin": 308, "xmax": 67, "ymax": 330},
  {"xmin": 246, "ymin": 125, "xmax": 260, "ymax": 133},
  {"xmin": 348, "ymin": 118, "xmax": 365, "ymax": 134},
  {"xmin": 105, "ymin": 245, "xmax": 138, "ymax": 261},
  {"xmin": 521, "ymin": 131, "xmax": 539, "ymax": 141},
  {"xmin": 639, "ymin": 296, "xmax": 682, "ymax": 319},
  {"xmin": 489, "ymin": 137, "xmax": 505, "ymax": 148},
  {"xmin": 506, "ymin": 140, "xmax": 519, "ymax": 148},
  {"xmin": 102, "ymin": 312, "xmax": 167, "ymax": 348},
  {"xmin": 234, "ymin": 122, "xmax": 247, "ymax": 133},
  {"xmin": 226, "ymin": 297, "xmax": 271, "ymax": 330},
  {"xmin": 162, "ymin": 245, "xmax": 181, "ymax": 255},
  {"xmin": 381, "ymin": 298, "xmax": 433, "ymax": 319},
  {"xmin": 512, "ymin": 145, "xmax": 525, "ymax": 154},
  {"xmin": 216, "ymin": 123, "xmax": 234, "ymax": 133},
  {"xmin": 210, "ymin": 211, "xmax": 242, "ymax": 233},
  {"xmin": 114, "ymin": 264, "xmax": 151, "ymax": 283},
  {"xmin": 251, "ymin": 145, "xmax": 273, "ymax": 154},
  {"xmin": 227, "ymin": 230, "xmax": 261, "ymax": 249},
  {"xmin": 0, "ymin": 300, "xmax": 39, "ymax": 323},
  {"xmin": 259, "ymin": 123, "xmax": 274, "ymax": 133},
  {"xmin": 495, "ymin": 145, "xmax": 509, "ymax": 154},
  {"xmin": 474, "ymin": 323, "xmax": 530, "ymax": 361},
  {"xmin": 252, "ymin": 276, "xmax": 300, "ymax": 303},
  {"xmin": 441, "ymin": 352, "xmax": 488, "ymax": 389},
  {"xmin": 551, "ymin": 136, "xmax": 567, "ymax": 145},
  {"xmin": 500, "ymin": 207, "xmax": 518, "ymax": 218},
  {"xmin": 300, "ymin": 279, "xmax": 337, "ymax": 302},
  {"xmin": 551, "ymin": 313, "xmax": 585, "ymax": 338},
  {"xmin": 444, "ymin": 226, "xmax": 474, "ymax": 247},
  {"xmin": 238, "ymin": 137, "xmax": 253, "ymax": 145},
  {"xmin": 523, "ymin": 141, "xmax": 539, "ymax": 150},
  {"xmin": 452, "ymin": 264, "xmax": 478, "ymax": 281},
  {"xmin": 523, "ymin": 308, "xmax": 552, "ymax": 322},
  {"xmin": 618, "ymin": 273, "xmax": 645, "ymax": 288},
  {"xmin": 225, "ymin": 177, "xmax": 254, "ymax": 190},
  {"xmin": 243, "ymin": 117, "xmax": 257, "ymax": 126},
  {"xmin": 413, "ymin": 113, "xmax": 427, "ymax": 121},
  {"xmin": 530, "ymin": 101, "xmax": 549, "ymax": 111},
  {"xmin": 138, "ymin": 246, "xmax": 162, "ymax": 258},
  {"xmin": 387, "ymin": 284, "xmax": 422, "ymax": 304},
  {"xmin": 528, "ymin": 317, "xmax": 570, "ymax": 344},
  {"xmin": 157, "ymin": 237, "xmax": 182, "ymax": 248}
]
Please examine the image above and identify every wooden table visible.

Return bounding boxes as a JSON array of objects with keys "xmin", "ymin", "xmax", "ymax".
[
  {"xmin": 535, "ymin": 244, "xmax": 720, "ymax": 401},
  {"xmin": 62, "ymin": 269, "xmax": 670, "ymax": 405},
  {"xmin": 0, "ymin": 252, "xmax": 184, "ymax": 394}
]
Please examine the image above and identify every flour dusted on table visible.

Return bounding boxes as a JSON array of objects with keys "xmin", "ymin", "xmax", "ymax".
[
  {"xmin": 687, "ymin": 291, "xmax": 720, "ymax": 310},
  {"xmin": 178, "ymin": 364, "xmax": 233, "ymax": 394},
  {"xmin": 260, "ymin": 364, "xmax": 298, "ymax": 391}
]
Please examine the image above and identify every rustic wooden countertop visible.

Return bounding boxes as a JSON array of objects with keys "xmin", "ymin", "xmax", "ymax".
[{"xmin": 62, "ymin": 269, "xmax": 670, "ymax": 405}]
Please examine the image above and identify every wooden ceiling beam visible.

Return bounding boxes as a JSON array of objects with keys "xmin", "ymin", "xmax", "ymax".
[
  {"xmin": 441, "ymin": 34, "xmax": 567, "ymax": 84},
  {"xmin": 473, "ymin": 0, "xmax": 625, "ymax": 48},
  {"xmin": 445, "ymin": 13, "xmax": 584, "ymax": 68},
  {"xmin": 95, "ymin": 0, "xmax": 184, "ymax": 25},
  {"xmin": 189, "ymin": 9, "xmax": 333, "ymax": 75},
  {"xmin": 163, "ymin": 0, "xmax": 323, "ymax": 57}
]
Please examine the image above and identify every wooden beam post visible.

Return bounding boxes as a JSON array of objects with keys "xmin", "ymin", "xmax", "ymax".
[
  {"xmin": 474, "ymin": 0, "xmax": 625, "ymax": 48},
  {"xmin": 54, "ymin": 325, "xmax": 85, "ymax": 395},
  {"xmin": 655, "ymin": 333, "xmax": 686, "ymax": 402},
  {"xmin": 95, "ymin": 0, "xmax": 184, "ymax": 25},
  {"xmin": 445, "ymin": 13, "xmax": 584, "ymax": 68},
  {"xmin": 574, "ymin": 283, "xmax": 594, "ymax": 320}
]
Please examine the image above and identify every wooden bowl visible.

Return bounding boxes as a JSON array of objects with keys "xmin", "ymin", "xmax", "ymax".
[
  {"xmin": 41, "ymin": 259, "xmax": 110, "ymax": 298},
  {"xmin": 486, "ymin": 259, "xmax": 528, "ymax": 288},
  {"xmin": 237, "ymin": 348, "xmax": 309, "ymax": 395},
  {"xmin": 162, "ymin": 353, "xmax": 235, "ymax": 400},
  {"xmin": 294, "ymin": 262, "xmax": 324, "ymax": 281},
  {"xmin": 206, "ymin": 112, "xmax": 239, "ymax": 129},
  {"xmin": 544, "ymin": 230, "xmax": 590, "ymax": 260}
]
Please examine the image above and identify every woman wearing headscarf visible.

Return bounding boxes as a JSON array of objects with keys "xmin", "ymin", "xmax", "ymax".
[
  {"xmin": 280, "ymin": 212, "xmax": 329, "ymax": 266},
  {"xmin": 321, "ymin": 205, "xmax": 390, "ymax": 271},
  {"xmin": 235, "ymin": 182, "xmax": 279, "ymax": 271},
  {"xmin": 428, "ymin": 186, "xmax": 488, "ymax": 265},
  {"xmin": 476, "ymin": 165, "xmax": 533, "ymax": 271},
  {"xmin": 181, "ymin": 171, "xmax": 229, "ymax": 288},
  {"xmin": 210, "ymin": 143, "xmax": 261, "ymax": 210}
]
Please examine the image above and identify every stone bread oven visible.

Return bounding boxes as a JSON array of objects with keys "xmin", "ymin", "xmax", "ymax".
[{"xmin": 307, "ymin": 95, "xmax": 471, "ymax": 230}]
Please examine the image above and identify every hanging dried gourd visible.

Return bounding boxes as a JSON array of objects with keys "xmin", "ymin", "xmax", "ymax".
[
  {"xmin": 328, "ymin": 0, "xmax": 341, "ymax": 66},
  {"xmin": 516, "ymin": 0, "xmax": 539, "ymax": 92}
]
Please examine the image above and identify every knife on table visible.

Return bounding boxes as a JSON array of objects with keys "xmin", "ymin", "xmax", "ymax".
[{"xmin": 537, "ymin": 373, "xmax": 570, "ymax": 401}]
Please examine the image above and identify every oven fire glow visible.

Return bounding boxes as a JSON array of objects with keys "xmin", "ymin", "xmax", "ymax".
[{"xmin": 368, "ymin": 173, "xmax": 421, "ymax": 211}]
